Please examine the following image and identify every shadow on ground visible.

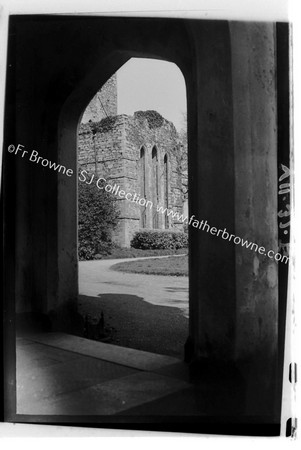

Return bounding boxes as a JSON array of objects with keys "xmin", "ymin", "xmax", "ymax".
[{"xmin": 78, "ymin": 293, "xmax": 188, "ymax": 359}]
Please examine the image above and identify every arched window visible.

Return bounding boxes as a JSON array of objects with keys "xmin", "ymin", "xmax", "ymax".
[
  {"xmin": 139, "ymin": 147, "xmax": 146, "ymax": 228},
  {"xmin": 152, "ymin": 147, "xmax": 159, "ymax": 228},
  {"xmin": 163, "ymin": 154, "xmax": 168, "ymax": 228}
]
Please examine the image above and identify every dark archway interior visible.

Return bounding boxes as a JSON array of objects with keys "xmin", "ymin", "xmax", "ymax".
[{"xmin": 2, "ymin": 15, "xmax": 287, "ymax": 428}]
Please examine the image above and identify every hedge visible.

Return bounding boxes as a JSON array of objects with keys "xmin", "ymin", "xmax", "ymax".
[{"xmin": 131, "ymin": 229, "xmax": 188, "ymax": 250}]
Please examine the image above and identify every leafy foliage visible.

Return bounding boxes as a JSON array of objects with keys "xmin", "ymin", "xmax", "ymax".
[
  {"xmin": 78, "ymin": 178, "xmax": 119, "ymax": 260},
  {"xmin": 92, "ymin": 116, "xmax": 118, "ymax": 134},
  {"xmin": 131, "ymin": 229, "xmax": 188, "ymax": 250},
  {"xmin": 134, "ymin": 110, "xmax": 164, "ymax": 129}
]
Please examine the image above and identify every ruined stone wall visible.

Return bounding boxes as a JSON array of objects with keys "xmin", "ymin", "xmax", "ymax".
[
  {"xmin": 78, "ymin": 111, "xmax": 185, "ymax": 246},
  {"xmin": 125, "ymin": 111, "xmax": 185, "ymax": 229}
]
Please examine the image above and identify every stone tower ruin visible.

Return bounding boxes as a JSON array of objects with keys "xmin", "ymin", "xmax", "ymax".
[{"xmin": 78, "ymin": 75, "xmax": 187, "ymax": 247}]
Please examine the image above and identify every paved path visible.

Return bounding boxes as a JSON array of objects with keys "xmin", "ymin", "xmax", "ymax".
[
  {"xmin": 79, "ymin": 256, "xmax": 189, "ymax": 317},
  {"xmin": 16, "ymin": 333, "xmax": 191, "ymax": 416},
  {"xmin": 16, "ymin": 332, "xmax": 240, "ymax": 419}
]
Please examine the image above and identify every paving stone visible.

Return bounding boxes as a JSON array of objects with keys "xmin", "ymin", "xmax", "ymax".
[
  {"xmin": 17, "ymin": 355, "xmax": 137, "ymax": 404},
  {"xmin": 16, "ymin": 338, "xmax": 35, "ymax": 346},
  {"xmin": 153, "ymin": 362, "xmax": 190, "ymax": 382},
  {"xmin": 27, "ymin": 333, "xmax": 180, "ymax": 371},
  {"xmin": 16, "ymin": 342, "xmax": 79, "ymax": 371},
  {"xmin": 18, "ymin": 371, "xmax": 189, "ymax": 416}
]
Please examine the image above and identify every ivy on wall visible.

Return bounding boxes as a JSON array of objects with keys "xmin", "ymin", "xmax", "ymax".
[
  {"xmin": 92, "ymin": 116, "xmax": 118, "ymax": 134},
  {"xmin": 134, "ymin": 110, "xmax": 165, "ymax": 129}
]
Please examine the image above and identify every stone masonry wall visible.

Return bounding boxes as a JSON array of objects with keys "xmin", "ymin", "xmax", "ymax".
[
  {"xmin": 81, "ymin": 74, "xmax": 117, "ymax": 123},
  {"xmin": 78, "ymin": 111, "xmax": 186, "ymax": 247}
]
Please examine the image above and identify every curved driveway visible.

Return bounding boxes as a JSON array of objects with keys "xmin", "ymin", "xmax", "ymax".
[{"xmin": 79, "ymin": 256, "xmax": 189, "ymax": 317}]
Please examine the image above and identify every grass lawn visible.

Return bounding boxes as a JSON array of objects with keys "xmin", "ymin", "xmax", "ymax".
[
  {"xmin": 111, "ymin": 254, "xmax": 188, "ymax": 276},
  {"xmin": 97, "ymin": 246, "xmax": 188, "ymax": 260}
]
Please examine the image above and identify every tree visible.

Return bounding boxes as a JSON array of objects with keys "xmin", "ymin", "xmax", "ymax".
[{"xmin": 78, "ymin": 177, "xmax": 119, "ymax": 260}]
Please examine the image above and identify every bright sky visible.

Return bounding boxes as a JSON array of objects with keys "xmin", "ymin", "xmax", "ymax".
[{"xmin": 117, "ymin": 58, "xmax": 187, "ymax": 132}]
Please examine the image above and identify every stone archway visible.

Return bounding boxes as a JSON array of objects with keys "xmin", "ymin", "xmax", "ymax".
[
  {"xmin": 57, "ymin": 20, "xmax": 236, "ymax": 364},
  {"xmin": 5, "ymin": 16, "xmax": 283, "ymax": 422},
  {"xmin": 56, "ymin": 21, "xmax": 280, "ymax": 417}
]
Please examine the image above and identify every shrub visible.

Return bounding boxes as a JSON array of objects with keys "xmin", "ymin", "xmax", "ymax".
[
  {"xmin": 78, "ymin": 176, "xmax": 119, "ymax": 260},
  {"xmin": 131, "ymin": 229, "xmax": 188, "ymax": 250}
]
